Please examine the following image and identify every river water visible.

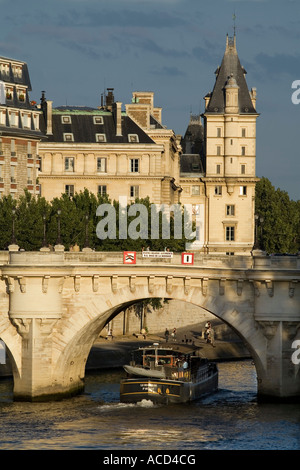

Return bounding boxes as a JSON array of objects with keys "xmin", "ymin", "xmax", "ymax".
[{"xmin": 0, "ymin": 360, "xmax": 299, "ymax": 451}]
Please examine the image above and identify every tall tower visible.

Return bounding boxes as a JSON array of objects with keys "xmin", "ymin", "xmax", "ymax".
[{"xmin": 202, "ymin": 34, "xmax": 259, "ymax": 255}]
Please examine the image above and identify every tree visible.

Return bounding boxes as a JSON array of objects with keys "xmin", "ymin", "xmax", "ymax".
[{"xmin": 255, "ymin": 177, "xmax": 300, "ymax": 254}]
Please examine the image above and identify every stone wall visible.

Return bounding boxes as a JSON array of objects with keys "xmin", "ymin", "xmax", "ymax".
[{"xmin": 105, "ymin": 299, "xmax": 217, "ymax": 337}]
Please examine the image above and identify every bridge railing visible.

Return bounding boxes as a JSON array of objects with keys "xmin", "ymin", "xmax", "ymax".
[{"xmin": 1, "ymin": 250, "xmax": 299, "ymax": 270}]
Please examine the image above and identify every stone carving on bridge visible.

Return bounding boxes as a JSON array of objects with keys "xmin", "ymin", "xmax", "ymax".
[
  {"xmin": 258, "ymin": 320, "xmax": 279, "ymax": 340},
  {"xmin": 111, "ymin": 275, "xmax": 118, "ymax": 293},
  {"xmin": 11, "ymin": 317, "xmax": 58, "ymax": 338},
  {"xmin": 58, "ymin": 277, "xmax": 66, "ymax": 294},
  {"xmin": 237, "ymin": 279, "xmax": 244, "ymax": 296},
  {"xmin": 130, "ymin": 276, "xmax": 136, "ymax": 293},
  {"xmin": 265, "ymin": 280, "xmax": 274, "ymax": 297},
  {"xmin": 289, "ymin": 280, "xmax": 298, "ymax": 298},
  {"xmin": 42, "ymin": 275, "xmax": 50, "ymax": 293},
  {"xmin": 250, "ymin": 280, "xmax": 260, "ymax": 297},
  {"xmin": 92, "ymin": 275, "xmax": 99, "ymax": 292},
  {"xmin": 17, "ymin": 276, "xmax": 26, "ymax": 293},
  {"xmin": 74, "ymin": 275, "xmax": 81, "ymax": 292},
  {"xmin": 286, "ymin": 322, "xmax": 300, "ymax": 340},
  {"xmin": 202, "ymin": 278, "xmax": 208, "ymax": 296},
  {"xmin": 219, "ymin": 279, "xmax": 226, "ymax": 295},
  {"xmin": 166, "ymin": 276, "xmax": 173, "ymax": 294},
  {"xmin": 3, "ymin": 275, "xmax": 14, "ymax": 293},
  {"xmin": 184, "ymin": 276, "xmax": 191, "ymax": 295},
  {"xmin": 11, "ymin": 318, "xmax": 30, "ymax": 337},
  {"xmin": 148, "ymin": 275, "xmax": 155, "ymax": 294}
]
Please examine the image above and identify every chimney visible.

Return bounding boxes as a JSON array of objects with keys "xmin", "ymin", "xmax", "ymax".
[
  {"xmin": 105, "ymin": 88, "xmax": 115, "ymax": 110},
  {"xmin": 46, "ymin": 100, "xmax": 53, "ymax": 135},
  {"xmin": 113, "ymin": 101, "xmax": 122, "ymax": 136}
]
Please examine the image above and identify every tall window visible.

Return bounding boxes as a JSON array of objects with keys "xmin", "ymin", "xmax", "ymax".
[
  {"xmin": 10, "ymin": 112, "xmax": 18, "ymax": 127},
  {"xmin": 239, "ymin": 185, "xmax": 247, "ymax": 196},
  {"xmin": 215, "ymin": 185, "xmax": 222, "ymax": 195},
  {"xmin": 241, "ymin": 164, "xmax": 246, "ymax": 175},
  {"xmin": 241, "ymin": 128, "xmax": 246, "ymax": 137},
  {"xmin": 130, "ymin": 185, "xmax": 139, "ymax": 198},
  {"xmin": 241, "ymin": 146, "xmax": 246, "ymax": 156},
  {"xmin": 65, "ymin": 185, "xmax": 74, "ymax": 197},
  {"xmin": 130, "ymin": 159, "xmax": 139, "ymax": 173},
  {"xmin": 65, "ymin": 157, "xmax": 74, "ymax": 172},
  {"xmin": 226, "ymin": 226, "xmax": 235, "ymax": 241},
  {"xmin": 226, "ymin": 205, "xmax": 235, "ymax": 216},
  {"xmin": 217, "ymin": 146, "xmax": 221, "ymax": 156},
  {"xmin": 217, "ymin": 128, "xmax": 221, "ymax": 137},
  {"xmin": 97, "ymin": 157, "xmax": 106, "ymax": 172},
  {"xmin": 11, "ymin": 165, "xmax": 16, "ymax": 183},
  {"xmin": 98, "ymin": 185, "xmax": 107, "ymax": 196},
  {"xmin": 216, "ymin": 164, "xmax": 221, "ymax": 175},
  {"xmin": 27, "ymin": 167, "xmax": 33, "ymax": 184}
]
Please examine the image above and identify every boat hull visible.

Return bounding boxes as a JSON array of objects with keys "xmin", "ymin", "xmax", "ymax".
[{"xmin": 120, "ymin": 371, "xmax": 218, "ymax": 404}]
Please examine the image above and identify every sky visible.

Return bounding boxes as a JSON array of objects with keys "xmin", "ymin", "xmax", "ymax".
[{"xmin": 0, "ymin": 0, "xmax": 299, "ymax": 201}]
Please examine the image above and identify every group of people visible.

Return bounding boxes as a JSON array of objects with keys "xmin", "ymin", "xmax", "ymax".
[{"xmin": 164, "ymin": 328, "xmax": 177, "ymax": 342}]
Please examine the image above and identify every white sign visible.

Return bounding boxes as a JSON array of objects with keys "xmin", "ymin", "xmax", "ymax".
[
  {"xmin": 142, "ymin": 251, "xmax": 173, "ymax": 258},
  {"xmin": 182, "ymin": 253, "xmax": 194, "ymax": 265}
]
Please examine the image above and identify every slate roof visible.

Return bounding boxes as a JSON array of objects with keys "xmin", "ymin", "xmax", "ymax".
[
  {"xmin": 39, "ymin": 106, "xmax": 156, "ymax": 144},
  {"xmin": 180, "ymin": 154, "xmax": 205, "ymax": 175},
  {"xmin": 205, "ymin": 36, "xmax": 256, "ymax": 115},
  {"xmin": 0, "ymin": 56, "xmax": 31, "ymax": 89},
  {"xmin": 0, "ymin": 56, "xmax": 33, "ymax": 110}
]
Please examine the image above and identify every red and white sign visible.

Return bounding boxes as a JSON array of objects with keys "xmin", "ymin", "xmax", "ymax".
[
  {"xmin": 181, "ymin": 253, "xmax": 194, "ymax": 265},
  {"xmin": 123, "ymin": 251, "xmax": 136, "ymax": 264}
]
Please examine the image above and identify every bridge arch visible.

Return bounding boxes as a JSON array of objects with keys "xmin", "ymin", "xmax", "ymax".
[
  {"xmin": 50, "ymin": 281, "xmax": 266, "ymax": 401},
  {"xmin": 0, "ymin": 250, "xmax": 299, "ymax": 402}
]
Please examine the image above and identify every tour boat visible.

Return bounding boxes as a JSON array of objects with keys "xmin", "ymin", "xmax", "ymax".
[{"xmin": 120, "ymin": 343, "xmax": 218, "ymax": 404}]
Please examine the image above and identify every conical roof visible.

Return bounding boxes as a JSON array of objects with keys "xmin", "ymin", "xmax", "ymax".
[{"xmin": 205, "ymin": 35, "xmax": 256, "ymax": 114}]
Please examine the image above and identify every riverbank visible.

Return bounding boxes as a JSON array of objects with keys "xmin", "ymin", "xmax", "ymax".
[
  {"xmin": 0, "ymin": 324, "xmax": 251, "ymax": 378},
  {"xmin": 85, "ymin": 329, "xmax": 251, "ymax": 371}
]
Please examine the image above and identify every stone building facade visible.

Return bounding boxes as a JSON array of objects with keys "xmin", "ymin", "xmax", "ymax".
[
  {"xmin": 36, "ymin": 34, "xmax": 259, "ymax": 256},
  {"xmin": 0, "ymin": 56, "xmax": 42, "ymax": 198},
  {"xmin": 38, "ymin": 89, "xmax": 181, "ymax": 206}
]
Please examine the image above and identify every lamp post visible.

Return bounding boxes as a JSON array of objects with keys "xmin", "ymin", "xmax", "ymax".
[
  {"xmin": 42, "ymin": 213, "xmax": 47, "ymax": 247},
  {"xmin": 254, "ymin": 214, "xmax": 264, "ymax": 250},
  {"xmin": 84, "ymin": 213, "xmax": 89, "ymax": 248},
  {"xmin": 56, "ymin": 209, "xmax": 62, "ymax": 245},
  {"xmin": 11, "ymin": 208, "xmax": 16, "ymax": 245}
]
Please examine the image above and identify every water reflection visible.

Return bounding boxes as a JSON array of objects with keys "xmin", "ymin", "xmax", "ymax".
[{"xmin": 0, "ymin": 361, "xmax": 299, "ymax": 450}]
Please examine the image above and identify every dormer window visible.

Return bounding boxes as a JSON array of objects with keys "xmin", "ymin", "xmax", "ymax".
[
  {"xmin": 63, "ymin": 133, "xmax": 74, "ymax": 142},
  {"xmin": 6, "ymin": 87, "xmax": 13, "ymax": 100},
  {"xmin": 93, "ymin": 116, "xmax": 104, "ymax": 125},
  {"xmin": 61, "ymin": 116, "xmax": 71, "ymax": 124},
  {"xmin": 96, "ymin": 133, "xmax": 106, "ymax": 142},
  {"xmin": 128, "ymin": 134, "xmax": 139, "ymax": 143},
  {"xmin": 18, "ymin": 90, "xmax": 26, "ymax": 102},
  {"xmin": 13, "ymin": 65, "xmax": 22, "ymax": 78}
]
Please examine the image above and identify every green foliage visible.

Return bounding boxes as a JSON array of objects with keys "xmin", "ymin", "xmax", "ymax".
[
  {"xmin": 255, "ymin": 177, "xmax": 300, "ymax": 254},
  {"xmin": 0, "ymin": 189, "xmax": 193, "ymax": 251}
]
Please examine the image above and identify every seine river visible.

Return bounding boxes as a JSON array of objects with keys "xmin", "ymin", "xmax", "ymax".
[{"xmin": 0, "ymin": 360, "xmax": 299, "ymax": 451}]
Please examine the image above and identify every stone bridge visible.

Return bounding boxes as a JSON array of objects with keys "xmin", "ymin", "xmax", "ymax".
[{"xmin": 0, "ymin": 250, "xmax": 299, "ymax": 402}]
